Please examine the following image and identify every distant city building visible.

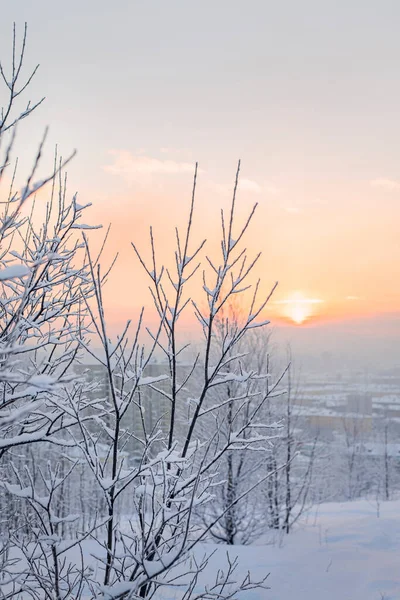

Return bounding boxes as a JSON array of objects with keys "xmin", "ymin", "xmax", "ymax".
[{"xmin": 346, "ymin": 393, "xmax": 372, "ymax": 415}]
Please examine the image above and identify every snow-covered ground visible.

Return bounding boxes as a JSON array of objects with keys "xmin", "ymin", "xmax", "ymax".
[
  {"xmin": 184, "ymin": 498, "xmax": 400, "ymax": 600},
  {"xmin": 6, "ymin": 499, "xmax": 399, "ymax": 599}
]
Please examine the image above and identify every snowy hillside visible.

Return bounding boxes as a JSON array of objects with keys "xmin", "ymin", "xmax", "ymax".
[{"xmin": 179, "ymin": 499, "xmax": 400, "ymax": 600}]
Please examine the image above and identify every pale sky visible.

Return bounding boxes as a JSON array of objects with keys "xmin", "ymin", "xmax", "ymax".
[{"xmin": 2, "ymin": 1, "xmax": 400, "ymax": 368}]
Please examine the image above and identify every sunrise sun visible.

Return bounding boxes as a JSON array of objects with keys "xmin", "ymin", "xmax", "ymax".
[{"xmin": 275, "ymin": 292, "xmax": 323, "ymax": 325}]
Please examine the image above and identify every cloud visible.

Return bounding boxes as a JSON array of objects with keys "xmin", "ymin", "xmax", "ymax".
[
  {"xmin": 262, "ymin": 183, "xmax": 280, "ymax": 195},
  {"xmin": 370, "ymin": 178, "xmax": 400, "ymax": 191},
  {"xmin": 239, "ymin": 178, "xmax": 263, "ymax": 194},
  {"xmin": 212, "ymin": 178, "xmax": 279, "ymax": 196},
  {"xmin": 282, "ymin": 197, "xmax": 326, "ymax": 214},
  {"xmin": 104, "ymin": 150, "xmax": 198, "ymax": 181}
]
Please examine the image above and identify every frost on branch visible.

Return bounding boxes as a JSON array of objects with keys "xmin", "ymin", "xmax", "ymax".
[{"xmin": 0, "ymin": 24, "xmax": 285, "ymax": 600}]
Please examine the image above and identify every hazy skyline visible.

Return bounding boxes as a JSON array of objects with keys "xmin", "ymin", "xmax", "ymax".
[{"xmin": 2, "ymin": 1, "xmax": 400, "ymax": 367}]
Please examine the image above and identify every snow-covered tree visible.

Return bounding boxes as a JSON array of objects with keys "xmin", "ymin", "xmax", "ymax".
[
  {"xmin": 260, "ymin": 355, "xmax": 319, "ymax": 535},
  {"xmin": 0, "ymin": 24, "xmax": 279, "ymax": 600},
  {"xmin": 71, "ymin": 162, "xmax": 280, "ymax": 597},
  {"xmin": 193, "ymin": 310, "xmax": 285, "ymax": 545},
  {"xmin": 0, "ymin": 23, "xmax": 103, "ymax": 597}
]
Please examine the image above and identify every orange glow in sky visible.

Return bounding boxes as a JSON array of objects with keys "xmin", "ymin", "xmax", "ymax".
[
  {"xmin": 84, "ymin": 174, "xmax": 400, "ymax": 336},
  {"xmin": 274, "ymin": 292, "xmax": 324, "ymax": 325},
  {"xmin": 5, "ymin": 1, "xmax": 399, "ymax": 347}
]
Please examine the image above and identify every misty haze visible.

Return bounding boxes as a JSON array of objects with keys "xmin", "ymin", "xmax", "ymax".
[{"xmin": 1, "ymin": 3, "xmax": 400, "ymax": 600}]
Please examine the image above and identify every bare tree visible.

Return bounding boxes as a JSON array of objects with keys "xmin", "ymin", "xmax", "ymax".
[
  {"xmin": 66, "ymin": 162, "xmax": 280, "ymax": 598},
  {"xmin": 194, "ymin": 309, "xmax": 285, "ymax": 545},
  {"xmin": 281, "ymin": 358, "xmax": 319, "ymax": 534},
  {"xmin": 0, "ymin": 24, "xmax": 101, "ymax": 598},
  {"xmin": 258, "ymin": 353, "xmax": 319, "ymax": 536},
  {"xmin": 1, "ymin": 24, "xmax": 280, "ymax": 600}
]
